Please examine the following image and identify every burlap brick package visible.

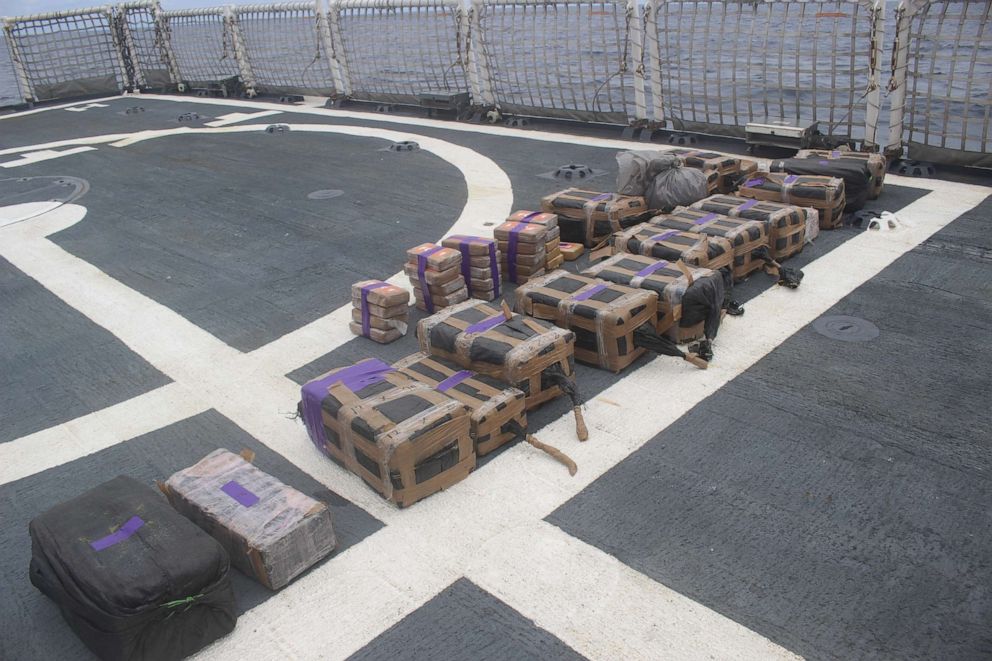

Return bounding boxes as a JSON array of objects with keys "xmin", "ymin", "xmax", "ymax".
[
  {"xmin": 669, "ymin": 148, "xmax": 741, "ymax": 193},
  {"xmin": 351, "ymin": 279, "xmax": 409, "ymax": 344},
  {"xmin": 540, "ymin": 188, "xmax": 652, "ymax": 246},
  {"xmin": 769, "ymin": 156, "xmax": 873, "ymax": 209},
  {"xmin": 690, "ymin": 195, "xmax": 806, "ymax": 261},
  {"xmin": 394, "ymin": 353, "xmax": 526, "ymax": 455},
  {"xmin": 737, "ymin": 173, "xmax": 846, "ymax": 229},
  {"xmin": 417, "ymin": 300, "xmax": 588, "ymax": 440},
  {"xmin": 514, "ymin": 271, "xmax": 658, "ymax": 373},
  {"xmin": 795, "ymin": 148, "xmax": 886, "ymax": 199},
  {"xmin": 560, "ymin": 242, "xmax": 584, "ymax": 260},
  {"xmin": 406, "ymin": 243, "xmax": 470, "ymax": 313},
  {"xmin": 495, "ymin": 219, "xmax": 549, "ymax": 284},
  {"xmin": 648, "ymin": 207, "xmax": 769, "ymax": 280},
  {"xmin": 300, "ymin": 359, "xmax": 475, "ymax": 508},
  {"xmin": 612, "ymin": 223, "xmax": 734, "ymax": 271},
  {"xmin": 161, "ymin": 449, "xmax": 337, "ymax": 590},
  {"xmin": 582, "ymin": 254, "xmax": 725, "ymax": 343},
  {"xmin": 441, "ymin": 235, "xmax": 501, "ymax": 301}
]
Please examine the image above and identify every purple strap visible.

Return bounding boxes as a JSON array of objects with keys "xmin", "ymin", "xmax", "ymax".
[
  {"xmin": 519, "ymin": 211, "xmax": 542, "ymax": 223},
  {"xmin": 466, "ymin": 313, "xmax": 506, "ymax": 334},
  {"xmin": 634, "ymin": 260, "xmax": 669, "ymax": 279},
  {"xmin": 507, "ymin": 223, "xmax": 527, "ymax": 282},
  {"xmin": 744, "ymin": 177, "xmax": 765, "ymax": 187},
  {"xmin": 572, "ymin": 283, "xmax": 607, "ymax": 301},
  {"xmin": 590, "ymin": 193, "xmax": 611, "ymax": 202},
  {"xmin": 90, "ymin": 516, "xmax": 144, "ymax": 551},
  {"xmin": 417, "ymin": 246, "xmax": 443, "ymax": 313},
  {"xmin": 818, "ymin": 160, "xmax": 829, "ymax": 165},
  {"xmin": 830, "ymin": 150, "xmax": 841, "ymax": 158},
  {"xmin": 455, "ymin": 239, "xmax": 473, "ymax": 286},
  {"xmin": 650, "ymin": 229, "xmax": 679, "ymax": 242},
  {"xmin": 360, "ymin": 282, "xmax": 389, "ymax": 338},
  {"xmin": 221, "ymin": 480, "xmax": 259, "ymax": 507},
  {"xmin": 300, "ymin": 359, "xmax": 394, "ymax": 450},
  {"xmin": 436, "ymin": 370, "xmax": 473, "ymax": 392},
  {"xmin": 488, "ymin": 241, "xmax": 501, "ymax": 298},
  {"xmin": 694, "ymin": 212, "xmax": 718, "ymax": 226},
  {"xmin": 738, "ymin": 199, "xmax": 759, "ymax": 211},
  {"xmin": 783, "ymin": 175, "xmax": 799, "ymax": 184}
]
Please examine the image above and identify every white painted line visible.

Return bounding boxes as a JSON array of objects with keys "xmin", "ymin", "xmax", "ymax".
[
  {"xmin": 0, "ymin": 95, "xmax": 122, "ymax": 120},
  {"xmin": 204, "ymin": 110, "xmax": 283, "ymax": 127},
  {"xmin": 64, "ymin": 103, "xmax": 109, "ymax": 112},
  {"xmin": 468, "ymin": 521, "xmax": 801, "ymax": 661},
  {"xmin": 0, "ymin": 147, "xmax": 96, "ymax": 168},
  {"xmin": 0, "ymin": 383, "xmax": 208, "ymax": 485},
  {"xmin": 0, "ymin": 201, "xmax": 64, "ymax": 228}
]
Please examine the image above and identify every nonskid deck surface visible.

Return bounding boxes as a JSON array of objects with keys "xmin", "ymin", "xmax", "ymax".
[{"xmin": 0, "ymin": 96, "xmax": 989, "ymax": 661}]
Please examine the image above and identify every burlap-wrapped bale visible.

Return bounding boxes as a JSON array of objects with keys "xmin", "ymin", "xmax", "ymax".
[
  {"xmin": 29, "ymin": 476, "xmax": 237, "ymax": 661},
  {"xmin": 795, "ymin": 149, "xmax": 886, "ymax": 199},
  {"xmin": 394, "ymin": 353, "xmax": 526, "ymax": 455},
  {"xmin": 300, "ymin": 359, "xmax": 475, "ymax": 508},
  {"xmin": 161, "ymin": 449, "xmax": 336, "ymax": 590},
  {"xmin": 441, "ymin": 235, "xmax": 501, "ymax": 301},
  {"xmin": 737, "ymin": 173, "xmax": 846, "ymax": 230},
  {"xmin": 769, "ymin": 156, "xmax": 873, "ymax": 209},
  {"xmin": 668, "ymin": 148, "xmax": 742, "ymax": 193},
  {"xmin": 612, "ymin": 223, "xmax": 734, "ymax": 271},
  {"xmin": 649, "ymin": 207, "xmax": 770, "ymax": 280},
  {"xmin": 405, "ymin": 244, "xmax": 469, "ymax": 313},
  {"xmin": 514, "ymin": 270, "xmax": 658, "ymax": 373},
  {"xmin": 689, "ymin": 195, "xmax": 806, "ymax": 261},
  {"xmin": 582, "ymin": 254, "xmax": 725, "ymax": 343},
  {"xmin": 541, "ymin": 188, "xmax": 652, "ymax": 246}
]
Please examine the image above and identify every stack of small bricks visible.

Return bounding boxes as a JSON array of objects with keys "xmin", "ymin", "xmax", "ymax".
[
  {"xmin": 350, "ymin": 279, "xmax": 410, "ymax": 343},
  {"xmin": 404, "ymin": 243, "xmax": 470, "ymax": 313},
  {"xmin": 495, "ymin": 211, "xmax": 560, "ymax": 284},
  {"xmin": 440, "ymin": 235, "xmax": 502, "ymax": 301}
]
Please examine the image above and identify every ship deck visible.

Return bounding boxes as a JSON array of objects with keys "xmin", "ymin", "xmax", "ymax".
[{"xmin": 1, "ymin": 94, "xmax": 990, "ymax": 661}]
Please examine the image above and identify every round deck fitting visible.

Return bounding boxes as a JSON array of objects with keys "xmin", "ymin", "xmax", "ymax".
[
  {"xmin": 504, "ymin": 117, "xmax": 529, "ymax": 128},
  {"xmin": 812, "ymin": 315, "xmax": 880, "ymax": 342},
  {"xmin": 307, "ymin": 189, "xmax": 345, "ymax": 200},
  {"xmin": 893, "ymin": 160, "xmax": 935, "ymax": 177},
  {"xmin": 265, "ymin": 124, "xmax": 291, "ymax": 133},
  {"xmin": 667, "ymin": 133, "xmax": 698, "ymax": 146},
  {"xmin": 390, "ymin": 141, "xmax": 420, "ymax": 152},
  {"xmin": 553, "ymin": 164, "xmax": 593, "ymax": 180}
]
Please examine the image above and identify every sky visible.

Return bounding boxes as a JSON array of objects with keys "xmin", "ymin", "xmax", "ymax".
[{"xmin": 2, "ymin": 0, "xmax": 232, "ymax": 17}]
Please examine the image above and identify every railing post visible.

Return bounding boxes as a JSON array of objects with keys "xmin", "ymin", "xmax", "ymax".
[
  {"xmin": 315, "ymin": 0, "xmax": 351, "ymax": 97},
  {"xmin": 3, "ymin": 18, "xmax": 36, "ymax": 103},
  {"xmin": 468, "ymin": 0, "xmax": 495, "ymax": 108},
  {"xmin": 115, "ymin": 5, "xmax": 146, "ymax": 89},
  {"xmin": 225, "ymin": 5, "xmax": 256, "ymax": 96},
  {"xmin": 108, "ymin": 6, "xmax": 132, "ymax": 92},
  {"xmin": 629, "ymin": 0, "xmax": 647, "ymax": 123},
  {"xmin": 863, "ymin": 0, "xmax": 884, "ymax": 151},
  {"xmin": 885, "ymin": 0, "xmax": 921, "ymax": 158},
  {"xmin": 643, "ymin": 0, "xmax": 664, "ymax": 126},
  {"xmin": 150, "ymin": 0, "xmax": 182, "ymax": 85}
]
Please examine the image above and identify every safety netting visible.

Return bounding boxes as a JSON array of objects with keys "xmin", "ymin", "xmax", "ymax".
[
  {"xmin": 3, "ymin": 8, "xmax": 124, "ymax": 102},
  {"xmin": 647, "ymin": 0, "xmax": 882, "ymax": 145},
  {"xmin": 235, "ymin": 3, "xmax": 337, "ymax": 97},
  {"xmin": 473, "ymin": 0, "xmax": 639, "ymax": 124},
  {"xmin": 163, "ymin": 8, "xmax": 241, "ymax": 88},
  {"xmin": 332, "ymin": 0, "xmax": 468, "ymax": 104},
  {"xmin": 891, "ymin": 0, "xmax": 991, "ymax": 167},
  {"xmin": 116, "ymin": 2, "xmax": 176, "ymax": 88},
  {"xmin": 1, "ymin": 30, "xmax": 24, "ymax": 106}
]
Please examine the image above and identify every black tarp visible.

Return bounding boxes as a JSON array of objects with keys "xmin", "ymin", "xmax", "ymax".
[
  {"xmin": 29, "ymin": 476, "xmax": 237, "ymax": 661},
  {"xmin": 769, "ymin": 157, "xmax": 873, "ymax": 211}
]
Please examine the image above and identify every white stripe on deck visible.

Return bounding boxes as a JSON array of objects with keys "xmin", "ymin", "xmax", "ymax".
[
  {"xmin": 0, "ymin": 147, "xmax": 96, "ymax": 168},
  {"xmin": 204, "ymin": 110, "xmax": 283, "ymax": 127}
]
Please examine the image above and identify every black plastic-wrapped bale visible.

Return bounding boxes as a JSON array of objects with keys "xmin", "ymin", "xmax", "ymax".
[
  {"xmin": 611, "ymin": 222, "xmax": 734, "ymax": 271},
  {"xmin": 582, "ymin": 254, "xmax": 725, "ymax": 343},
  {"xmin": 29, "ymin": 476, "xmax": 237, "ymax": 661},
  {"xmin": 689, "ymin": 195, "xmax": 806, "ymax": 261},
  {"xmin": 540, "ymin": 188, "xmax": 652, "ymax": 246},
  {"xmin": 737, "ymin": 173, "xmax": 846, "ymax": 230},
  {"xmin": 514, "ymin": 271, "xmax": 658, "ymax": 373},
  {"xmin": 795, "ymin": 149, "xmax": 886, "ymax": 198},
  {"xmin": 161, "ymin": 449, "xmax": 337, "ymax": 591},
  {"xmin": 648, "ymin": 207, "xmax": 769, "ymax": 281},
  {"xmin": 769, "ymin": 156, "xmax": 874, "ymax": 210},
  {"xmin": 394, "ymin": 353, "xmax": 526, "ymax": 455},
  {"xmin": 300, "ymin": 359, "xmax": 475, "ymax": 508}
]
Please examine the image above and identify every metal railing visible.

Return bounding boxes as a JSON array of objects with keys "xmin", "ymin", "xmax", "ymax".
[{"xmin": 2, "ymin": 0, "xmax": 989, "ymax": 166}]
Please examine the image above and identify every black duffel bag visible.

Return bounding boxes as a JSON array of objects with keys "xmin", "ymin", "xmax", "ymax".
[
  {"xmin": 769, "ymin": 157, "xmax": 873, "ymax": 211},
  {"xmin": 29, "ymin": 476, "xmax": 237, "ymax": 661}
]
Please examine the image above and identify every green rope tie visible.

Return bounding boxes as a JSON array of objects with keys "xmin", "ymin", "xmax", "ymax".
[{"xmin": 161, "ymin": 594, "xmax": 203, "ymax": 619}]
